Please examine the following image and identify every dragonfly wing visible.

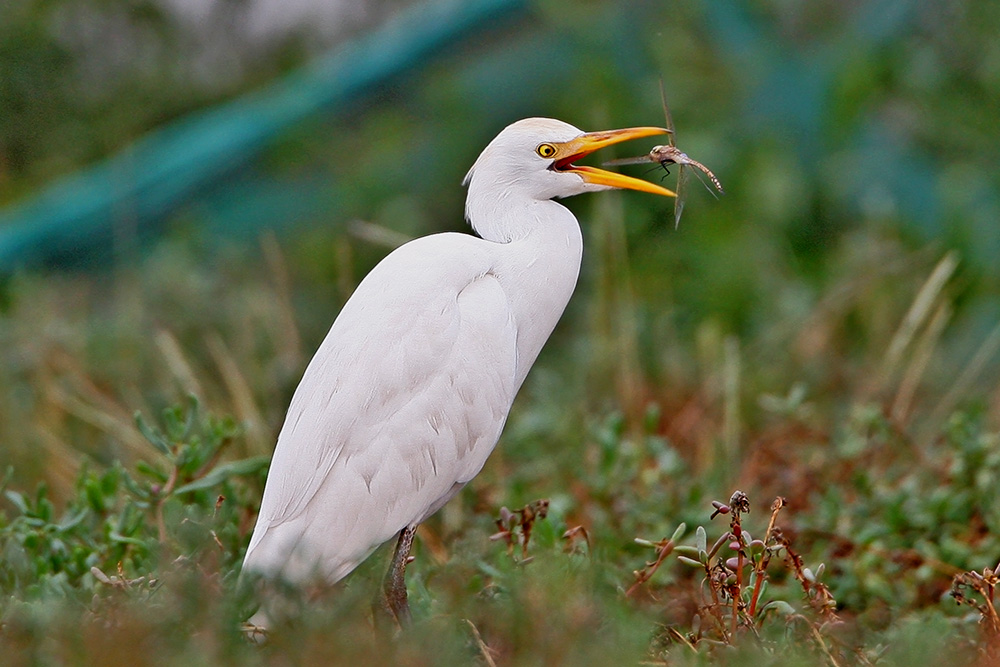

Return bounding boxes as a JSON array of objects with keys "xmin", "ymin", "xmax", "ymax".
[
  {"xmin": 602, "ymin": 155, "xmax": 657, "ymax": 167},
  {"xmin": 673, "ymin": 164, "xmax": 688, "ymax": 229},
  {"xmin": 688, "ymin": 166, "xmax": 721, "ymax": 199},
  {"xmin": 659, "ymin": 79, "xmax": 677, "ymax": 147}
]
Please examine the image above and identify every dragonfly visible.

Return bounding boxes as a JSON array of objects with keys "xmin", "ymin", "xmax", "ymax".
[{"xmin": 604, "ymin": 83, "xmax": 723, "ymax": 228}]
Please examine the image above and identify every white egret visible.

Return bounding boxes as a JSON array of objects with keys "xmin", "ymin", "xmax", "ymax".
[{"xmin": 241, "ymin": 118, "xmax": 674, "ymax": 626}]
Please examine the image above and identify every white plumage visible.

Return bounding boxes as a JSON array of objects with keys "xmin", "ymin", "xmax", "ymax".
[{"xmin": 241, "ymin": 118, "xmax": 672, "ymax": 614}]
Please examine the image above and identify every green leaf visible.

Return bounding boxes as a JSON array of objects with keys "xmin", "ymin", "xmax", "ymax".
[
  {"xmin": 85, "ymin": 478, "xmax": 105, "ymax": 514},
  {"xmin": 173, "ymin": 456, "xmax": 270, "ymax": 495},
  {"xmin": 57, "ymin": 508, "xmax": 89, "ymax": 532},
  {"xmin": 109, "ymin": 531, "xmax": 148, "ymax": 547},
  {"xmin": 135, "ymin": 411, "xmax": 172, "ymax": 456},
  {"xmin": 37, "ymin": 497, "xmax": 53, "ymax": 523},
  {"xmin": 760, "ymin": 600, "xmax": 796, "ymax": 617},
  {"xmin": 136, "ymin": 461, "xmax": 169, "ymax": 484},
  {"xmin": 181, "ymin": 394, "xmax": 200, "ymax": 441},
  {"xmin": 5, "ymin": 490, "xmax": 29, "ymax": 515},
  {"xmin": 677, "ymin": 556, "xmax": 703, "ymax": 568}
]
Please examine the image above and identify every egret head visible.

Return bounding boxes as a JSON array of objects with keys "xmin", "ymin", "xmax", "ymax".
[{"xmin": 463, "ymin": 118, "xmax": 676, "ymax": 203}]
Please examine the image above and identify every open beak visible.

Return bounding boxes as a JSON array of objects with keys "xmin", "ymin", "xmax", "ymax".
[{"xmin": 551, "ymin": 127, "xmax": 676, "ymax": 197}]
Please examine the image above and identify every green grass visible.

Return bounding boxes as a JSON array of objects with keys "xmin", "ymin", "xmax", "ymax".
[{"xmin": 1, "ymin": 218, "xmax": 998, "ymax": 665}]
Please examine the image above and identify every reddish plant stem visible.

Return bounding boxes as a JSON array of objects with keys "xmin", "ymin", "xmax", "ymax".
[
  {"xmin": 732, "ymin": 550, "xmax": 743, "ymax": 636},
  {"xmin": 747, "ymin": 570, "xmax": 766, "ymax": 618}
]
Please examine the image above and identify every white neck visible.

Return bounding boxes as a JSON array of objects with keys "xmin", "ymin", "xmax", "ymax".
[{"xmin": 467, "ymin": 190, "xmax": 584, "ymax": 389}]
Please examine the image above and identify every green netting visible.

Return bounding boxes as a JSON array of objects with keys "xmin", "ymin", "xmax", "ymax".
[{"xmin": 0, "ymin": 0, "xmax": 527, "ymax": 272}]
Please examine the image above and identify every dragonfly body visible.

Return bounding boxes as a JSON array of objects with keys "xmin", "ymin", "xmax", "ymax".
[{"xmin": 643, "ymin": 144, "xmax": 724, "ymax": 194}]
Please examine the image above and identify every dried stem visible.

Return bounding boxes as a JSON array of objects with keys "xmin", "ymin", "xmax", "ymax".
[
  {"xmin": 627, "ymin": 539, "xmax": 679, "ymax": 598},
  {"xmin": 464, "ymin": 619, "xmax": 498, "ymax": 667},
  {"xmin": 748, "ymin": 497, "xmax": 787, "ymax": 618}
]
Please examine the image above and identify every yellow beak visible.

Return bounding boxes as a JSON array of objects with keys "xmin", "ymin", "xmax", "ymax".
[{"xmin": 551, "ymin": 127, "xmax": 676, "ymax": 197}]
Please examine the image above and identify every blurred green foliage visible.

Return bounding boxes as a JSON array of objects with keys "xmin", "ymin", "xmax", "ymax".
[
  {"xmin": 0, "ymin": 0, "xmax": 312, "ymax": 202},
  {"xmin": 0, "ymin": 397, "xmax": 264, "ymax": 600},
  {"xmin": 1, "ymin": 0, "xmax": 999, "ymax": 663}
]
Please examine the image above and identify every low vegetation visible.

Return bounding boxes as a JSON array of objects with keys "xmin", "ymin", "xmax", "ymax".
[{"xmin": 1, "ymin": 228, "xmax": 998, "ymax": 665}]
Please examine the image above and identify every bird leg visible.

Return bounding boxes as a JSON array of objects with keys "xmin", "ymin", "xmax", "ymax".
[{"xmin": 377, "ymin": 524, "xmax": 417, "ymax": 627}]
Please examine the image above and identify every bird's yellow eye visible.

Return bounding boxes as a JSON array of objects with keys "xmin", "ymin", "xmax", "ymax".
[{"xmin": 536, "ymin": 143, "xmax": 557, "ymax": 158}]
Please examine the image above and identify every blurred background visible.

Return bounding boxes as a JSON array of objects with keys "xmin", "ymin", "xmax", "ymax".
[{"xmin": 1, "ymin": 0, "xmax": 998, "ymax": 503}]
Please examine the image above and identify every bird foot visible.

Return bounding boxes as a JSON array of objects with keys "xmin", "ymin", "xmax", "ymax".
[{"xmin": 374, "ymin": 525, "xmax": 417, "ymax": 629}]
